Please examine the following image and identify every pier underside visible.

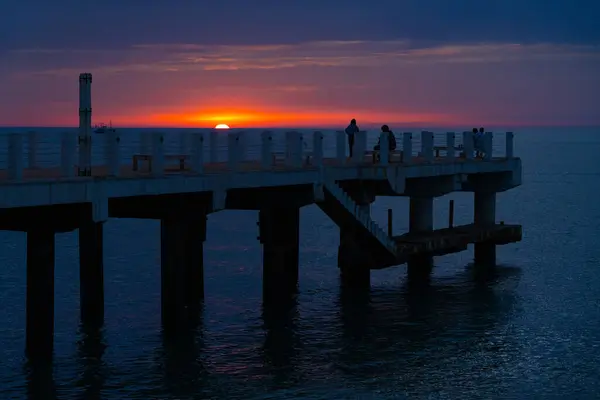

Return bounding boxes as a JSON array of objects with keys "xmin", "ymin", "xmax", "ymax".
[{"xmin": 0, "ymin": 171, "xmax": 522, "ymax": 362}]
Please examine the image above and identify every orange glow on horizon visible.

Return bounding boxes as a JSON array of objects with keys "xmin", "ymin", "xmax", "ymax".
[{"xmin": 124, "ymin": 108, "xmax": 463, "ymax": 128}]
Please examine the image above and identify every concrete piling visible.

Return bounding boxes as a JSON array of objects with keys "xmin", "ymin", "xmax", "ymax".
[
  {"xmin": 160, "ymin": 211, "xmax": 207, "ymax": 331},
  {"xmin": 408, "ymin": 197, "xmax": 434, "ymax": 271},
  {"xmin": 79, "ymin": 221, "xmax": 104, "ymax": 327},
  {"xmin": 26, "ymin": 228, "xmax": 56, "ymax": 361},
  {"xmin": 474, "ymin": 192, "xmax": 497, "ymax": 266},
  {"xmin": 259, "ymin": 208, "xmax": 300, "ymax": 304}
]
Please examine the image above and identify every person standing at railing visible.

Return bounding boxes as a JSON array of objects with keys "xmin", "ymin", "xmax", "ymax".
[
  {"xmin": 373, "ymin": 125, "xmax": 397, "ymax": 162},
  {"xmin": 473, "ymin": 127, "xmax": 485, "ymax": 158},
  {"xmin": 345, "ymin": 119, "xmax": 360, "ymax": 158}
]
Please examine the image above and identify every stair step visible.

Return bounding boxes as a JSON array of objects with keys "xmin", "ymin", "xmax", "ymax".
[{"xmin": 325, "ymin": 180, "xmax": 397, "ymax": 256}]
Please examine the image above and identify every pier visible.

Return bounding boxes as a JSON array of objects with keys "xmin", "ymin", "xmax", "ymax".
[{"xmin": 0, "ymin": 73, "xmax": 522, "ymax": 361}]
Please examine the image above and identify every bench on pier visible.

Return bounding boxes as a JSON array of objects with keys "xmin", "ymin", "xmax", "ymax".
[
  {"xmin": 132, "ymin": 154, "xmax": 190, "ymax": 172},
  {"xmin": 433, "ymin": 145, "xmax": 464, "ymax": 158},
  {"xmin": 365, "ymin": 149, "xmax": 404, "ymax": 163},
  {"xmin": 271, "ymin": 152, "xmax": 314, "ymax": 166}
]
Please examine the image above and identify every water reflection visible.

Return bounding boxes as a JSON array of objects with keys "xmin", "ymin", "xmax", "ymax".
[
  {"xmin": 74, "ymin": 325, "xmax": 108, "ymax": 400},
  {"xmin": 158, "ymin": 308, "xmax": 208, "ymax": 399},
  {"xmin": 260, "ymin": 299, "xmax": 302, "ymax": 385},
  {"xmin": 336, "ymin": 265, "xmax": 522, "ymax": 388},
  {"xmin": 24, "ymin": 361, "xmax": 57, "ymax": 400}
]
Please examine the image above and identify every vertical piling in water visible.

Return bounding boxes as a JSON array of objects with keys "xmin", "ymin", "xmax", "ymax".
[
  {"xmin": 79, "ymin": 220, "xmax": 104, "ymax": 328},
  {"xmin": 259, "ymin": 208, "xmax": 300, "ymax": 304},
  {"xmin": 337, "ymin": 194, "xmax": 374, "ymax": 290},
  {"xmin": 408, "ymin": 197, "xmax": 434, "ymax": 272},
  {"xmin": 160, "ymin": 207, "xmax": 207, "ymax": 331},
  {"xmin": 474, "ymin": 192, "xmax": 497, "ymax": 266},
  {"xmin": 388, "ymin": 208, "xmax": 393, "ymax": 237},
  {"xmin": 449, "ymin": 200, "xmax": 455, "ymax": 228},
  {"xmin": 184, "ymin": 211, "xmax": 207, "ymax": 308},
  {"xmin": 26, "ymin": 228, "xmax": 56, "ymax": 361}
]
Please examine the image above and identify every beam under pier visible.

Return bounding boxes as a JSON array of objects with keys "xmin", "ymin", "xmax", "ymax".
[
  {"xmin": 79, "ymin": 221, "xmax": 104, "ymax": 327},
  {"xmin": 408, "ymin": 197, "xmax": 434, "ymax": 273},
  {"xmin": 474, "ymin": 192, "xmax": 497, "ymax": 266},
  {"xmin": 259, "ymin": 207, "xmax": 300, "ymax": 304},
  {"xmin": 26, "ymin": 228, "xmax": 56, "ymax": 361},
  {"xmin": 160, "ymin": 210, "xmax": 207, "ymax": 331}
]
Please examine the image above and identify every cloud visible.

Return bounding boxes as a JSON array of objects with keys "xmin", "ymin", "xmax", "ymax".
[
  {"xmin": 9, "ymin": 40, "xmax": 600, "ymax": 77},
  {"xmin": 2, "ymin": 36, "xmax": 599, "ymax": 127}
]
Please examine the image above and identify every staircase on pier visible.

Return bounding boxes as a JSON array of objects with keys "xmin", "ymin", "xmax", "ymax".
[{"xmin": 317, "ymin": 180, "xmax": 398, "ymax": 268}]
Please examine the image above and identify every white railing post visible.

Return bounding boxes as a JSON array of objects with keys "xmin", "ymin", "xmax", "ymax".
[
  {"xmin": 379, "ymin": 131, "xmax": 389, "ymax": 165},
  {"xmin": 61, "ymin": 131, "xmax": 76, "ymax": 177},
  {"xmin": 421, "ymin": 131, "xmax": 434, "ymax": 161},
  {"xmin": 402, "ymin": 132, "xmax": 412, "ymax": 163},
  {"xmin": 446, "ymin": 132, "xmax": 456, "ymax": 159},
  {"xmin": 506, "ymin": 131, "xmax": 514, "ymax": 158},
  {"xmin": 336, "ymin": 130, "xmax": 346, "ymax": 163},
  {"xmin": 107, "ymin": 130, "xmax": 121, "ymax": 176},
  {"xmin": 312, "ymin": 131, "xmax": 324, "ymax": 167},
  {"xmin": 352, "ymin": 130, "xmax": 367, "ymax": 163},
  {"xmin": 27, "ymin": 131, "xmax": 38, "ymax": 169},
  {"xmin": 484, "ymin": 132, "xmax": 493, "ymax": 160},
  {"xmin": 8, "ymin": 133, "xmax": 24, "ymax": 181},
  {"xmin": 261, "ymin": 130, "xmax": 273, "ymax": 169},
  {"xmin": 151, "ymin": 132, "xmax": 165, "ymax": 176},
  {"xmin": 462, "ymin": 131, "xmax": 474, "ymax": 159},
  {"xmin": 209, "ymin": 130, "xmax": 218, "ymax": 163},
  {"xmin": 191, "ymin": 132, "xmax": 205, "ymax": 173},
  {"xmin": 227, "ymin": 131, "xmax": 241, "ymax": 171}
]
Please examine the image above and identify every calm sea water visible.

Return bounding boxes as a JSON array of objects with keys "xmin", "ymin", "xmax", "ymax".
[{"xmin": 0, "ymin": 127, "xmax": 599, "ymax": 399}]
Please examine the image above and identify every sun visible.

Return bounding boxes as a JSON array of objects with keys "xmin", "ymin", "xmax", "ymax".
[{"xmin": 215, "ymin": 124, "xmax": 230, "ymax": 129}]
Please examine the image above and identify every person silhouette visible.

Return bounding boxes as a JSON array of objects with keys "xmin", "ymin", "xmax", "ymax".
[
  {"xmin": 474, "ymin": 127, "xmax": 485, "ymax": 158},
  {"xmin": 344, "ymin": 119, "xmax": 359, "ymax": 158}
]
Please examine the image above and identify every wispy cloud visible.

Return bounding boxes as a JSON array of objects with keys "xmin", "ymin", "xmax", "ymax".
[{"xmin": 10, "ymin": 40, "xmax": 600, "ymax": 77}]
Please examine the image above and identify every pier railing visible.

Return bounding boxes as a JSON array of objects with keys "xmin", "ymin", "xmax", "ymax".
[{"xmin": 0, "ymin": 129, "xmax": 515, "ymax": 181}]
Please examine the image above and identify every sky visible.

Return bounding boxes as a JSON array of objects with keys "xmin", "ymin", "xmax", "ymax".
[{"xmin": 1, "ymin": 0, "xmax": 599, "ymax": 128}]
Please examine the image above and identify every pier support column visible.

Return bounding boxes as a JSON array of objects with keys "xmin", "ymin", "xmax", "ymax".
[
  {"xmin": 338, "ymin": 202, "xmax": 372, "ymax": 290},
  {"xmin": 184, "ymin": 213, "xmax": 207, "ymax": 309},
  {"xmin": 259, "ymin": 208, "xmax": 300, "ymax": 304},
  {"xmin": 474, "ymin": 192, "xmax": 496, "ymax": 266},
  {"xmin": 26, "ymin": 228, "xmax": 56, "ymax": 361},
  {"xmin": 161, "ymin": 210, "xmax": 206, "ymax": 331},
  {"xmin": 79, "ymin": 221, "xmax": 104, "ymax": 327},
  {"xmin": 408, "ymin": 197, "xmax": 434, "ymax": 273}
]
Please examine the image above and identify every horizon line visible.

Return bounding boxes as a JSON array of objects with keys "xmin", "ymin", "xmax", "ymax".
[{"xmin": 1, "ymin": 123, "xmax": 599, "ymax": 130}]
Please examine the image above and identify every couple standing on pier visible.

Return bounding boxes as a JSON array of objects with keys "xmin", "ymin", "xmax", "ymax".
[
  {"xmin": 345, "ymin": 119, "xmax": 397, "ymax": 158},
  {"xmin": 473, "ymin": 127, "xmax": 486, "ymax": 158}
]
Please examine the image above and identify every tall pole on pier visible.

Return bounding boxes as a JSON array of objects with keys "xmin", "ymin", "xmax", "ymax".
[{"xmin": 78, "ymin": 73, "xmax": 92, "ymax": 176}]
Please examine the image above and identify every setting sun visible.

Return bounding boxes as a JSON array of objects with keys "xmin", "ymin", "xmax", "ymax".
[{"xmin": 215, "ymin": 124, "xmax": 230, "ymax": 129}]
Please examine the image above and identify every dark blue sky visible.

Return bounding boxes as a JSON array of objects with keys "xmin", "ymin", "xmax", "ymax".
[{"xmin": 3, "ymin": 0, "xmax": 599, "ymax": 50}]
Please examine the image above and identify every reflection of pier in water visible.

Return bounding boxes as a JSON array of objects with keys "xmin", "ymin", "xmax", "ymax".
[
  {"xmin": 19, "ymin": 265, "xmax": 521, "ymax": 398},
  {"xmin": 335, "ymin": 265, "xmax": 522, "ymax": 391}
]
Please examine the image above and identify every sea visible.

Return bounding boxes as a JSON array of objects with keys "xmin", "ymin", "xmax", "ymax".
[{"xmin": 0, "ymin": 126, "xmax": 599, "ymax": 399}]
